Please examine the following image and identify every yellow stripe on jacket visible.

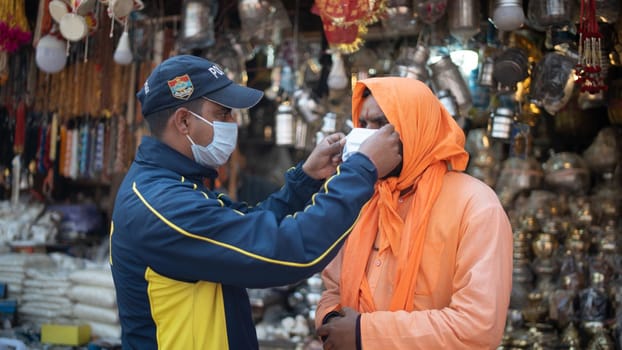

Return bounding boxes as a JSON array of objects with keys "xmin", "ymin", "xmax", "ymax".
[{"xmin": 145, "ymin": 267, "xmax": 229, "ymax": 349}]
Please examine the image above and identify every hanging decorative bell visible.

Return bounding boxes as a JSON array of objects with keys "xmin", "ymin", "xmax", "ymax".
[
  {"xmin": 114, "ymin": 30, "xmax": 133, "ymax": 65},
  {"xmin": 327, "ymin": 53, "xmax": 349, "ymax": 90},
  {"xmin": 492, "ymin": 0, "xmax": 525, "ymax": 32},
  {"xmin": 447, "ymin": 0, "xmax": 480, "ymax": 44},
  {"xmin": 179, "ymin": 0, "xmax": 217, "ymax": 51}
]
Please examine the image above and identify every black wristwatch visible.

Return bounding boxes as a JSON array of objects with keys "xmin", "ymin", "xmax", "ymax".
[
  {"xmin": 320, "ymin": 311, "xmax": 362, "ymax": 350},
  {"xmin": 322, "ymin": 310, "xmax": 342, "ymax": 325},
  {"xmin": 320, "ymin": 310, "xmax": 342, "ymax": 342}
]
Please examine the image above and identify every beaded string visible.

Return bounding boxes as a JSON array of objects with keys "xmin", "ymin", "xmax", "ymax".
[
  {"xmin": 0, "ymin": 0, "xmax": 31, "ymax": 53},
  {"xmin": 576, "ymin": 0, "xmax": 607, "ymax": 94},
  {"xmin": 94, "ymin": 121, "xmax": 105, "ymax": 174}
]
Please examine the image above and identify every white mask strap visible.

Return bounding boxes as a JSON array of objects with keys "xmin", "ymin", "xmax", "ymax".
[
  {"xmin": 188, "ymin": 110, "xmax": 213, "ymax": 126},
  {"xmin": 186, "ymin": 134, "xmax": 196, "ymax": 145}
]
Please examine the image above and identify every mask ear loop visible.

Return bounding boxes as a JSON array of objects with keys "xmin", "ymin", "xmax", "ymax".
[
  {"xmin": 185, "ymin": 134, "xmax": 196, "ymax": 145},
  {"xmin": 185, "ymin": 111, "xmax": 211, "ymax": 147},
  {"xmin": 188, "ymin": 110, "xmax": 214, "ymax": 126},
  {"xmin": 184, "ymin": 111, "xmax": 196, "ymax": 145}
]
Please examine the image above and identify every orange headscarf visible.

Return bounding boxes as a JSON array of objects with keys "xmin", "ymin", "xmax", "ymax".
[{"xmin": 340, "ymin": 77, "xmax": 469, "ymax": 312}]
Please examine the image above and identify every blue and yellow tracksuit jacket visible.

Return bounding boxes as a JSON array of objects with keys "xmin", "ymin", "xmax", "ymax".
[{"xmin": 110, "ymin": 136, "xmax": 378, "ymax": 349}]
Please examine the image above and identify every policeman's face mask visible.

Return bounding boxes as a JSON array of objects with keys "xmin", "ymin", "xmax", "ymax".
[{"xmin": 186, "ymin": 111, "xmax": 238, "ymax": 168}]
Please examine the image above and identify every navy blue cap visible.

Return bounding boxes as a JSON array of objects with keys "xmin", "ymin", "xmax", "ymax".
[{"xmin": 137, "ymin": 55, "xmax": 263, "ymax": 116}]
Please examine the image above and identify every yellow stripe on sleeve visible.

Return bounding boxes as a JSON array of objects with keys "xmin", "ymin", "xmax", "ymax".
[{"xmin": 132, "ymin": 181, "xmax": 357, "ymax": 268}]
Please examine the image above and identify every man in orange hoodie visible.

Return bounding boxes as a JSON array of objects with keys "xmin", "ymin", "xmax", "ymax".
[{"xmin": 316, "ymin": 77, "xmax": 513, "ymax": 349}]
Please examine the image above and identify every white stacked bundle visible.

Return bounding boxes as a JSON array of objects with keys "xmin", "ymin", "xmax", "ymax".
[
  {"xmin": 68, "ymin": 266, "xmax": 121, "ymax": 340},
  {"xmin": 0, "ymin": 253, "xmax": 52, "ymax": 300},
  {"xmin": 20, "ymin": 268, "xmax": 73, "ymax": 325},
  {"xmin": 0, "ymin": 202, "xmax": 58, "ymax": 245},
  {"xmin": 19, "ymin": 253, "xmax": 84, "ymax": 326}
]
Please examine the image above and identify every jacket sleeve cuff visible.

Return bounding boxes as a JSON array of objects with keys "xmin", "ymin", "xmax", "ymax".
[
  {"xmin": 355, "ymin": 314, "xmax": 362, "ymax": 350},
  {"xmin": 286, "ymin": 162, "xmax": 324, "ymax": 188},
  {"xmin": 346, "ymin": 152, "xmax": 377, "ymax": 175}
]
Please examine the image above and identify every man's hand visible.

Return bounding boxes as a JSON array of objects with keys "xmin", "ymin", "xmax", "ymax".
[
  {"xmin": 357, "ymin": 124, "xmax": 402, "ymax": 178},
  {"xmin": 302, "ymin": 133, "xmax": 346, "ymax": 180},
  {"xmin": 316, "ymin": 307, "xmax": 360, "ymax": 350}
]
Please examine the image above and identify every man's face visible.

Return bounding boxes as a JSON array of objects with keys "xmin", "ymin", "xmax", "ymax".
[
  {"xmin": 185, "ymin": 98, "xmax": 233, "ymax": 146},
  {"xmin": 358, "ymin": 95, "xmax": 403, "ymax": 178}
]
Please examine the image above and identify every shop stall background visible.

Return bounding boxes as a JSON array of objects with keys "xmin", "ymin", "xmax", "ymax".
[{"xmin": 0, "ymin": 0, "xmax": 620, "ymax": 348}]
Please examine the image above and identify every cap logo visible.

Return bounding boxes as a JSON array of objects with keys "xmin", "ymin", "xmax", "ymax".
[
  {"xmin": 167, "ymin": 74, "xmax": 194, "ymax": 100},
  {"xmin": 208, "ymin": 65, "xmax": 225, "ymax": 78}
]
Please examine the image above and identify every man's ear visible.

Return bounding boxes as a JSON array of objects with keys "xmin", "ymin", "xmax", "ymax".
[{"xmin": 172, "ymin": 108, "xmax": 190, "ymax": 134}]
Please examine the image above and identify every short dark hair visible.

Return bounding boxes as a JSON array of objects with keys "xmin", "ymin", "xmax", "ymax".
[{"xmin": 145, "ymin": 98, "xmax": 205, "ymax": 138}]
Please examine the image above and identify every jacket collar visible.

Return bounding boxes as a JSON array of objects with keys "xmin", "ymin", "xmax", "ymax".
[{"xmin": 135, "ymin": 136, "xmax": 218, "ymax": 180}]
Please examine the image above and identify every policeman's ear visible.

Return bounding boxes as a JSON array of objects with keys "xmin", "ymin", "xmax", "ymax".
[{"xmin": 171, "ymin": 108, "xmax": 192, "ymax": 134}]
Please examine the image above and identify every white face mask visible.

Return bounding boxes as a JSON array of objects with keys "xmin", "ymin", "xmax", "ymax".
[
  {"xmin": 186, "ymin": 111, "xmax": 238, "ymax": 168},
  {"xmin": 342, "ymin": 128, "xmax": 378, "ymax": 162}
]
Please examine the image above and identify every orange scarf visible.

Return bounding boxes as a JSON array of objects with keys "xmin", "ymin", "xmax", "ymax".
[{"xmin": 340, "ymin": 78, "xmax": 469, "ymax": 312}]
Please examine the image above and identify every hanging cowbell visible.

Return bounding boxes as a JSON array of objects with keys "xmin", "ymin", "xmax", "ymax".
[
  {"xmin": 179, "ymin": 0, "xmax": 217, "ymax": 51},
  {"xmin": 114, "ymin": 30, "xmax": 133, "ymax": 65},
  {"xmin": 527, "ymin": 0, "xmax": 574, "ymax": 31},
  {"xmin": 327, "ymin": 52, "xmax": 349, "ymax": 90},
  {"xmin": 492, "ymin": 0, "xmax": 525, "ymax": 32},
  {"xmin": 447, "ymin": 0, "xmax": 480, "ymax": 44}
]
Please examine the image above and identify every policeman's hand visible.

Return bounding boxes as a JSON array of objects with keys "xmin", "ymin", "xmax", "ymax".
[
  {"xmin": 302, "ymin": 132, "xmax": 346, "ymax": 180},
  {"xmin": 357, "ymin": 124, "xmax": 402, "ymax": 178},
  {"xmin": 316, "ymin": 307, "xmax": 360, "ymax": 350}
]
